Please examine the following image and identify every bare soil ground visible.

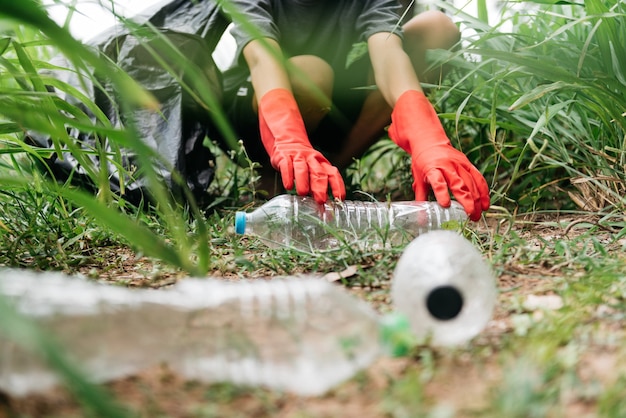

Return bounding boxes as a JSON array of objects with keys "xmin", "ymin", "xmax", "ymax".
[{"xmin": 1, "ymin": 214, "xmax": 622, "ymax": 418}]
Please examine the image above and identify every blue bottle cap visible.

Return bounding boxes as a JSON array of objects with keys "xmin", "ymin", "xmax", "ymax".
[{"xmin": 235, "ymin": 212, "xmax": 246, "ymax": 234}]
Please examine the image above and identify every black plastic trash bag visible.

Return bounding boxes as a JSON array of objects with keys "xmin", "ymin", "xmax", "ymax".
[{"xmin": 26, "ymin": 0, "xmax": 230, "ymax": 207}]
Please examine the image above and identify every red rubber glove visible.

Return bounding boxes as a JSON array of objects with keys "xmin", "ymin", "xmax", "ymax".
[
  {"xmin": 258, "ymin": 88, "xmax": 346, "ymax": 203},
  {"xmin": 388, "ymin": 90, "xmax": 490, "ymax": 221}
]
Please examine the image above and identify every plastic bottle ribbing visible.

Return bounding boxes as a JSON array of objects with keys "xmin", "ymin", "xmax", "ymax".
[
  {"xmin": 235, "ymin": 195, "xmax": 468, "ymax": 251},
  {"xmin": 0, "ymin": 270, "xmax": 410, "ymax": 397}
]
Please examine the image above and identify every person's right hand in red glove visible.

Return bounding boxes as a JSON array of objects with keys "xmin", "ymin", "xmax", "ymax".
[
  {"xmin": 242, "ymin": 38, "xmax": 345, "ymax": 204},
  {"xmin": 388, "ymin": 90, "xmax": 490, "ymax": 221},
  {"xmin": 258, "ymin": 88, "xmax": 346, "ymax": 204}
]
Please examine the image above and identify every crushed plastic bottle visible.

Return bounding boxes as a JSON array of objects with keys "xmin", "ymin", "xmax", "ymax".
[
  {"xmin": 0, "ymin": 269, "xmax": 412, "ymax": 397},
  {"xmin": 235, "ymin": 194, "xmax": 468, "ymax": 251},
  {"xmin": 392, "ymin": 230, "xmax": 497, "ymax": 346}
]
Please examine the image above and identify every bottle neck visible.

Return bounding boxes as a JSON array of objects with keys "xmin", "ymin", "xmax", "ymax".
[{"xmin": 379, "ymin": 313, "xmax": 414, "ymax": 357}]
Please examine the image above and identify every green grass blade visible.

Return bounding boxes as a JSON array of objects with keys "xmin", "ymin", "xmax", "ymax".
[
  {"xmin": 0, "ymin": 0, "xmax": 158, "ymax": 110},
  {"xmin": 476, "ymin": 0, "xmax": 489, "ymax": 23},
  {"xmin": 583, "ymin": 0, "xmax": 626, "ymax": 82}
]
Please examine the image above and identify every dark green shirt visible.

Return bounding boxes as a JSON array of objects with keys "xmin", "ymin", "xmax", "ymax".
[{"xmin": 222, "ymin": 0, "xmax": 404, "ymax": 91}]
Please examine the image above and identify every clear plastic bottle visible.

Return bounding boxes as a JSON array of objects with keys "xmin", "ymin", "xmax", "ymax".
[
  {"xmin": 235, "ymin": 194, "xmax": 468, "ymax": 251},
  {"xmin": 0, "ymin": 269, "xmax": 411, "ymax": 397},
  {"xmin": 392, "ymin": 230, "xmax": 497, "ymax": 347}
]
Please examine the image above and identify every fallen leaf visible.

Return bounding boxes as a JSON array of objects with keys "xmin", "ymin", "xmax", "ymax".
[
  {"xmin": 523, "ymin": 294, "xmax": 564, "ymax": 311},
  {"xmin": 323, "ymin": 265, "xmax": 358, "ymax": 282}
]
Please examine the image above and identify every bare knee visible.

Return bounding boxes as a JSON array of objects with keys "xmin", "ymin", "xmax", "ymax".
[
  {"xmin": 404, "ymin": 10, "xmax": 461, "ymax": 51},
  {"xmin": 287, "ymin": 55, "xmax": 334, "ymax": 130},
  {"xmin": 289, "ymin": 55, "xmax": 334, "ymax": 95}
]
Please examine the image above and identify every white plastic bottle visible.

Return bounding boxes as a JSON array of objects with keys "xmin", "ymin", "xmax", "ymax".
[
  {"xmin": 235, "ymin": 194, "xmax": 468, "ymax": 251},
  {"xmin": 0, "ymin": 269, "xmax": 411, "ymax": 397},
  {"xmin": 391, "ymin": 230, "xmax": 497, "ymax": 347}
]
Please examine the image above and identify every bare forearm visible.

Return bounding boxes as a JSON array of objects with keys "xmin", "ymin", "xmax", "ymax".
[
  {"xmin": 368, "ymin": 32, "xmax": 422, "ymax": 106},
  {"xmin": 243, "ymin": 38, "xmax": 292, "ymax": 101}
]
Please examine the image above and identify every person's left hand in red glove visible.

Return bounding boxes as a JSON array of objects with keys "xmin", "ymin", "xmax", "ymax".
[
  {"xmin": 367, "ymin": 32, "xmax": 490, "ymax": 221},
  {"xmin": 388, "ymin": 90, "xmax": 490, "ymax": 221}
]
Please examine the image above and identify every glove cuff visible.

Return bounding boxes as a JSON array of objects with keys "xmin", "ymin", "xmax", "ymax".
[
  {"xmin": 258, "ymin": 88, "xmax": 309, "ymax": 157},
  {"xmin": 259, "ymin": 88, "xmax": 300, "ymax": 115},
  {"xmin": 389, "ymin": 90, "xmax": 450, "ymax": 152}
]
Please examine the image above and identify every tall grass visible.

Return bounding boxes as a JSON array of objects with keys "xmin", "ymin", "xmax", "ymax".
[
  {"xmin": 0, "ymin": 0, "xmax": 247, "ymax": 276},
  {"xmin": 430, "ymin": 0, "xmax": 626, "ymax": 212}
]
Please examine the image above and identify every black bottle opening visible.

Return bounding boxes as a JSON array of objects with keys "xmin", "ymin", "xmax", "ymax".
[{"xmin": 426, "ymin": 285, "xmax": 464, "ymax": 320}]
